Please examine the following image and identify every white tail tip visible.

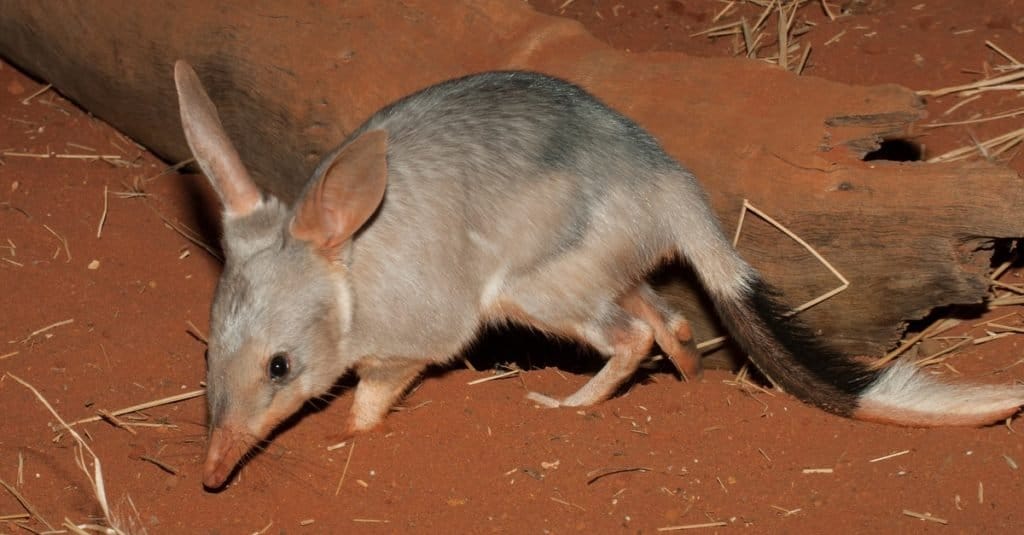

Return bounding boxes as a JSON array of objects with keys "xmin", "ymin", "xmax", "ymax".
[{"xmin": 855, "ymin": 360, "xmax": 1024, "ymax": 427}]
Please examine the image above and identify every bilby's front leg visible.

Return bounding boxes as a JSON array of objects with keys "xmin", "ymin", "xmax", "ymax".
[{"xmin": 346, "ymin": 358, "xmax": 426, "ymax": 433}]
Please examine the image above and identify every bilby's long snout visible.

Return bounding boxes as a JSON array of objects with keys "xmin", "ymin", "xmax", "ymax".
[{"xmin": 202, "ymin": 426, "xmax": 252, "ymax": 490}]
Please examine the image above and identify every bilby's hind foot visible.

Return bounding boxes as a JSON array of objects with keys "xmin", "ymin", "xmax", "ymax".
[
  {"xmin": 525, "ymin": 391, "xmax": 563, "ymax": 408},
  {"xmin": 668, "ymin": 317, "xmax": 703, "ymax": 380},
  {"xmin": 527, "ymin": 315, "xmax": 655, "ymax": 408},
  {"xmin": 618, "ymin": 283, "xmax": 703, "ymax": 380}
]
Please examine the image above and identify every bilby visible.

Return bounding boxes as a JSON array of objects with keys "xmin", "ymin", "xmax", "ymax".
[{"xmin": 172, "ymin": 60, "xmax": 1024, "ymax": 490}]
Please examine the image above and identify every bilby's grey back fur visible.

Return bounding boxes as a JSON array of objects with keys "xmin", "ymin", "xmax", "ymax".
[{"xmin": 334, "ymin": 72, "xmax": 745, "ymax": 351}]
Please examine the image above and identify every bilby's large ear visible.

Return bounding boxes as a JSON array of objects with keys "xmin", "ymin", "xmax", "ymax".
[
  {"xmin": 174, "ymin": 60, "xmax": 261, "ymax": 218},
  {"xmin": 290, "ymin": 129, "xmax": 388, "ymax": 253}
]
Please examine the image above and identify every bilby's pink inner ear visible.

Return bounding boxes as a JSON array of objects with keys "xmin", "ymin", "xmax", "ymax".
[
  {"xmin": 173, "ymin": 60, "xmax": 262, "ymax": 218},
  {"xmin": 290, "ymin": 129, "xmax": 389, "ymax": 253}
]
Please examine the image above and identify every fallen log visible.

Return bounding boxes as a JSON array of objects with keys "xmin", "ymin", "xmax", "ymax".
[{"xmin": 1, "ymin": 0, "xmax": 1021, "ymax": 363}]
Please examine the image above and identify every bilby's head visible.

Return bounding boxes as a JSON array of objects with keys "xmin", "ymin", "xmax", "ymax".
[{"xmin": 173, "ymin": 61, "xmax": 387, "ymax": 489}]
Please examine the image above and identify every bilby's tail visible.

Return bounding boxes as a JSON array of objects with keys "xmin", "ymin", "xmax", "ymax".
[
  {"xmin": 712, "ymin": 275, "xmax": 1024, "ymax": 426},
  {"xmin": 670, "ymin": 187, "xmax": 1024, "ymax": 427}
]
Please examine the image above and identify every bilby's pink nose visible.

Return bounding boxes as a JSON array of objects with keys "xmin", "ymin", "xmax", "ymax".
[{"xmin": 203, "ymin": 427, "xmax": 246, "ymax": 489}]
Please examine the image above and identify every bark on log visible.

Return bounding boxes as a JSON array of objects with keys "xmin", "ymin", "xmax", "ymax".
[{"xmin": 2, "ymin": 0, "xmax": 1021, "ymax": 363}]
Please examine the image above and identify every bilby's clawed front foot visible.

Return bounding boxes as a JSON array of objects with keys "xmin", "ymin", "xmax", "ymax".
[
  {"xmin": 345, "ymin": 359, "xmax": 426, "ymax": 434},
  {"xmin": 342, "ymin": 411, "xmax": 381, "ymax": 437}
]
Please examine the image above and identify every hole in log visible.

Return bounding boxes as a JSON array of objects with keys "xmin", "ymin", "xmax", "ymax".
[{"xmin": 863, "ymin": 138, "xmax": 923, "ymax": 162}]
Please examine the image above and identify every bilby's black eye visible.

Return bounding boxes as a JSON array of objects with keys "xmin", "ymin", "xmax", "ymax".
[{"xmin": 268, "ymin": 352, "xmax": 290, "ymax": 381}]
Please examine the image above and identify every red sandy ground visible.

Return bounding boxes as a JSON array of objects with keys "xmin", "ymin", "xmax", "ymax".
[{"xmin": 2, "ymin": 1, "xmax": 1024, "ymax": 533}]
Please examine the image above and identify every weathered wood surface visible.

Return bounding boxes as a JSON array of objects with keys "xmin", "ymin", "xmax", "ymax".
[{"xmin": 1, "ymin": 0, "xmax": 1021, "ymax": 362}]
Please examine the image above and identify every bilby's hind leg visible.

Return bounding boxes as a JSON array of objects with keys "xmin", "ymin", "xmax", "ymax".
[
  {"xmin": 346, "ymin": 358, "xmax": 426, "ymax": 433},
  {"xmin": 526, "ymin": 311, "xmax": 655, "ymax": 408},
  {"xmin": 485, "ymin": 244, "xmax": 660, "ymax": 408},
  {"xmin": 618, "ymin": 283, "xmax": 703, "ymax": 380}
]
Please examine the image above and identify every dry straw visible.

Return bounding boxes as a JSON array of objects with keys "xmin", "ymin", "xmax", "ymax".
[
  {"xmin": 7, "ymin": 373, "xmax": 137, "ymax": 534},
  {"xmin": 694, "ymin": 0, "xmax": 819, "ymax": 74},
  {"xmin": 69, "ymin": 388, "xmax": 205, "ymax": 427},
  {"xmin": 699, "ymin": 199, "xmax": 849, "ymax": 353},
  {"xmin": 918, "ymin": 40, "xmax": 1024, "ymax": 163},
  {"xmin": 657, "ymin": 521, "xmax": 729, "ymax": 531}
]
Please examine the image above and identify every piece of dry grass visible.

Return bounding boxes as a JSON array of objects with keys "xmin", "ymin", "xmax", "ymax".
[
  {"xmin": 97, "ymin": 410, "xmax": 138, "ymax": 436},
  {"xmin": 991, "ymin": 280, "xmax": 1024, "ymax": 294},
  {"xmin": 802, "ymin": 468, "xmax": 833, "ymax": 474},
  {"xmin": 155, "ymin": 211, "xmax": 221, "ymax": 261},
  {"xmin": 68, "ymin": 388, "xmax": 205, "ymax": 427},
  {"xmin": 19, "ymin": 83, "xmax": 52, "ymax": 105},
  {"xmin": 696, "ymin": 0, "xmax": 821, "ymax": 73},
  {"xmin": 20, "ymin": 318, "xmax": 74, "ymax": 344},
  {"xmin": 466, "ymin": 369, "xmax": 520, "ymax": 385},
  {"xmin": 870, "ymin": 318, "xmax": 952, "ymax": 370},
  {"xmin": 138, "ymin": 455, "xmax": 178, "ymax": 475},
  {"xmin": 915, "ymin": 38, "xmax": 1024, "ymax": 167},
  {"xmin": 0, "ymin": 478, "xmax": 54, "ymax": 531},
  {"xmin": 17, "ymin": 451, "xmax": 24, "ymax": 486},
  {"xmin": 96, "ymin": 185, "xmax": 110, "ymax": 239},
  {"xmin": 913, "ymin": 337, "xmax": 972, "ymax": 368},
  {"xmin": 585, "ymin": 466, "xmax": 650, "ymax": 485},
  {"xmin": 869, "ymin": 450, "xmax": 910, "ymax": 463},
  {"xmin": 1, "ymin": 238, "xmax": 16, "ymax": 257},
  {"xmin": 927, "ymin": 126, "xmax": 1024, "ymax": 163},
  {"xmin": 6, "ymin": 373, "xmax": 139, "ymax": 534},
  {"xmin": 925, "ymin": 106, "xmax": 1024, "ymax": 128},
  {"xmin": 918, "ymin": 66, "xmax": 1024, "ymax": 98},
  {"xmin": 983, "ymin": 322, "xmax": 1024, "ymax": 335},
  {"xmin": 902, "ymin": 509, "xmax": 948, "ymax": 524},
  {"xmin": 771, "ymin": 504, "xmax": 802, "ymax": 516},
  {"xmin": 990, "ymin": 294, "xmax": 1024, "ymax": 307},
  {"xmin": 733, "ymin": 200, "xmax": 849, "ymax": 315},
  {"xmin": 987, "ymin": 262, "xmax": 1024, "ymax": 307},
  {"xmin": 940, "ymin": 94, "xmax": 981, "ymax": 116},
  {"xmin": 819, "ymin": 0, "xmax": 835, "ymax": 20},
  {"xmin": 796, "ymin": 44, "xmax": 812, "ymax": 75},
  {"xmin": 973, "ymin": 331, "xmax": 1014, "ymax": 345},
  {"xmin": 699, "ymin": 198, "xmax": 847, "ymax": 353},
  {"xmin": 0, "ymin": 150, "xmax": 130, "ymax": 165},
  {"xmin": 776, "ymin": 0, "xmax": 798, "ymax": 70},
  {"xmin": 713, "ymin": 1, "xmax": 738, "ymax": 23},
  {"xmin": 42, "ymin": 224, "xmax": 71, "ymax": 263},
  {"xmin": 1003, "ymin": 454, "xmax": 1018, "ymax": 470},
  {"xmin": 549, "ymin": 496, "xmax": 586, "ymax": 511},
  {"xmin": 334, "ymin": 441, "xmax": 355, "ymax": 496},
  {"xmin": 824, "ymin": 29, "xmax": 846, "ymax": 45},
  {"xmin": 657, "ymin": 521, "xmax": 728, "ymax": 531},
  {"xmin": 111, "ymin": 160, "xmax": 221, "ymax": 261},
  {"xmin": 185, "ymin": 320, "xmax": 209, "ymax": 345},
  {"xmin": 885, "ymin": 285, "xmax": 1024, "ymax": 369},
  {"xmin": 722, "ymin": 365, "xmax": 777, "ymax": 398}
]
